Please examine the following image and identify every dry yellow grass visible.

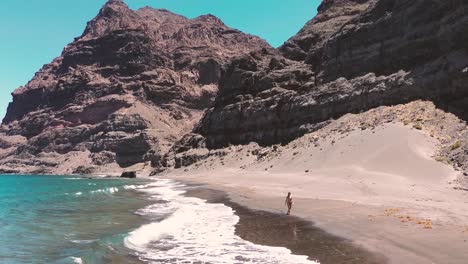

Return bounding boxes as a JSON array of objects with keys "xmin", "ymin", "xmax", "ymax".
[{"xmin": 376, "ymin": 208, "xmax": 434, "ymax": 229}]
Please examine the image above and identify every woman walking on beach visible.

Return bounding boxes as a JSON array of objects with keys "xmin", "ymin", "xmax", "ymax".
[{"xmin": 285, "ymin": 192, "xmax": 293, "ymax": 215}]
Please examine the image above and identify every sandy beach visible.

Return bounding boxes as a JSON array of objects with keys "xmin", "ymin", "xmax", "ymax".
[
  {"xmin": 1, "ymin": 0, "xmax": 467, "ymax": 263},
  {"xmin": 164, "ymin": 120, "xmax": 468, "ymax": 264},
  {"xmin": 186, "ymin": 187, "xmax": 388, "ymax": 263}
]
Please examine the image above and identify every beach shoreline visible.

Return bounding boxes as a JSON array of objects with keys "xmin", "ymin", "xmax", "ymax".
[
  {"xmin": 4, "ymin": 117, "xmax": 467, "ymax": 263},
  {"xmin": 184, "ymin": 186, "xmax": 388, "ymax": 263},
  {"xmin": 163, "ymin": 122, "xmax": 468, "ymax": 264},
  {"xmin": 170, "ymin": 176, "xmax": 468, "ymax": 264}
]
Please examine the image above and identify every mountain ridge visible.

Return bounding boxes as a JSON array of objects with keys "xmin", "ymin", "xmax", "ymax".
[
  {"xmin": 167, "ymin": 0, "xmax": 468, "ymax": 177},
  {"xmin": 0, "ymin": 0, "xmax": 269, "ymax": 174},
  {"xmin": 0, "ymin": 0, "xmax": 466, "ymax": 178}
]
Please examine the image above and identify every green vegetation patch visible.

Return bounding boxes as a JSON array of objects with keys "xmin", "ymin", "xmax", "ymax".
[{"xmin": 449, "ymin": 141, "xmax": 461, "ymax": 151}]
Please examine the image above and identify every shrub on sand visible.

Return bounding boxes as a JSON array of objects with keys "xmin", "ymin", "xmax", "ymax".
[{"xmin": 449, "ymin": 141, "xmax": 461, "ymax": 151}]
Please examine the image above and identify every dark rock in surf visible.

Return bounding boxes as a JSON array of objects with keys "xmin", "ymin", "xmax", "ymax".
[{"xmin": 121, "ymin": 171, "xmax": 137, "ymax": 178}]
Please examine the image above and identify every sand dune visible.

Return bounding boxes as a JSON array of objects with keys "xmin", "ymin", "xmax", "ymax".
[{"xmin": 166, "ymin": 120, "xmax": 468, "ymax": 263}]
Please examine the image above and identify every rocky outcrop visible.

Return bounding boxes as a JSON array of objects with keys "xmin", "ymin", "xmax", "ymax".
[
  {"xmin": 174, "ymin": 0, "xmax": 468, "ymax": 173},
  {"xmin": 121, "ymin": 171, "xmax": 137, "ymax": 178},
  {"xmin": 281, "ymin": 0, "xmax": 374, "ymax": 63},
  {"xmin": 0, "ymin": 0, "xmax": 269, "ymax": 174},
  {"xmin": 2, "ymin": 0, "xmax": 467, "ymax": 176},
  {"xmin": 194, "ymin": 0, "xmax": 468, "ymax": 143}
]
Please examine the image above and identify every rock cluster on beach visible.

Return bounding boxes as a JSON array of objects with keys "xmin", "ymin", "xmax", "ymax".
[{"xmin": 0, "ymin": 0, "xmax": 467, "ymax": 177}]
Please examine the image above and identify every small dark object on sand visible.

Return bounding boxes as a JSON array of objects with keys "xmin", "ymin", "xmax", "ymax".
[{"xmin": 121, "ymin": 171, "xmax": 137, "ymax": 178}]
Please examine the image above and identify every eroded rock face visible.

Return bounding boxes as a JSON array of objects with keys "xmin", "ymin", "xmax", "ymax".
[
  {"xmin": 281, "ymin": 0, "xmax": 374, "ymax": 63},
  {"xmin": 193, "ymin": 0, "xmax": 468, "ymax": 147},
  {"xmin": 3, "ymin": 0, "xmax": 468, "ymax": 175},
  {"xmin": 0, "ymin": 0, "xmax": 269, "ymax": 174},
  {"xmin": 174, "ymin": 0, "xmax": 468, "ymax": 175}
]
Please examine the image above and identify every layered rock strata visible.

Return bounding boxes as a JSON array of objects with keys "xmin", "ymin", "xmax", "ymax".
[
  {"xmin": 172, "ymin": 0, "xmax": 468, "ymax": 174},
  {"xmin": 0, "ymin": 0, "xmax": 269, "ymax": 174}
]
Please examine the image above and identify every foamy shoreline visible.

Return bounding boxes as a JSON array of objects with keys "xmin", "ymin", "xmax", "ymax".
[
  {"xmin": 185, "ymin": 186, "xmax": 387, "ymax": 263},
  {"xmin": 166, "ymin": 175, "xmax": 468, "ymax": 264},
  {"xmin": 124, "ymin": 178, "xmax": 319, "ymax": 263},
  {"xmin": 5, "ymin": 118, "xmax": 466, "ymax": 263},
  {"xmin": 164, "ymin": 122, "xmax": 468, "ymax": 264}
]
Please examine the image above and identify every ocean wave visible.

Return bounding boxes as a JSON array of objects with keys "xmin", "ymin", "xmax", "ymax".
[
  {"xmin": 70, "ymin": 239, "xmax": 98, "ymax": 244},
  {"xmin": 70, "ymin": 257, "xmax": 83, "ymax": 264},
  {"xmin": 125, "ymin": 179, "xmax": 318, "ymax": 264},
  {"xmin": 135, "ymin": 202, "xmax": 177, "ymax": 217},
  {"xmin": 90, "ymin": 187, "xmax": 119, "ymax": 194},
  {"xmin": 123, "ymin": 185, "xmax": 138, "ymax": 190},
  {"xmin": 74, "ymin": 192, "xmax": 82, "ymax": 196},
  {"xmin": 65, "ymin": 177, "xmax": 83, "ymax": 180}
]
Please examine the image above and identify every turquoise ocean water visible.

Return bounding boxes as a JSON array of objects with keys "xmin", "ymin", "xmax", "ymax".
[
  {"xmin": 0, "ymin": 174, "xmax": 152, "ymax": 264},
  {"xmin": 0, "ymin": 175, "xmax": 317, "ymax": 264}
]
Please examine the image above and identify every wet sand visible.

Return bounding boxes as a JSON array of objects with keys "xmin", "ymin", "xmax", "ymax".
[
  {"xmin": 166, "ymin": 121, "xmax": 468, "ymax": 263},
  {"xmin": 185, "ymin": 186, "xmax": 388, "ymax": 264}
]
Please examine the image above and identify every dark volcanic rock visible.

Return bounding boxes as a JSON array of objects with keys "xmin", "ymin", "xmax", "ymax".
[
  {"xmin": 121, "ymin": 171, "xmax": 137, "ymax": 178},
  {"xmin": 0, "ymin": 0, "xmax": 270, "ymax": 174},
  {"xmin": 73, "ymin": 166, "xmax": 95, "ymax": 175},
  {"xmin": 170, "ymin": 0, "xmax": 468, "ymax": 175},
  {"xmin": 193, "ymin": 0, "xmax": 468, "ymax": 149},
  {"xmin": 281, "ymin": 0, "xmax": 373, "ymax": 63},
  {"xmin": 3, "ymin": 0, "xmax": 468, "ymax": 176}
]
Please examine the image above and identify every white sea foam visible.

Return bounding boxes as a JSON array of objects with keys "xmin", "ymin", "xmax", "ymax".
[
  {"xmin": 123, "ymin": 185, "xmax": 138, "ymax": 190},
  {"xmin": 135, "ymin": 202, "xmax": 176, "ymax": 216},
  {"xmin": 90, "ymin": 187, "xmax": 119, "ymax": 194},
  {"xmin": 70, "ymin": 257, "xmax": 83, "ymax": 264},
  {"xmin": 70, "ymin": 239, "xmax": 98, "ymax": 244},
  {"xmin": 66, "ymin": 178, "xmax": 83, "ymax": 180},
  {"xmin": 74, "ymin": 192, "xmax": 82, "ymax": 196},
  {"xmin": 125, "ymin": 179, "xmax": 318, "ymax": 264}
]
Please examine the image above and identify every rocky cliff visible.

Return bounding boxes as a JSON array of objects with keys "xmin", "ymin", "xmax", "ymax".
[
  {"xmin": 2, "ymin": 0, "xmax": 467, "ymax": 176},
  {"xmin": 172, "ymin": 0, "xmax": 468, "ymax": 173},
  {"xmin": 0, "ymin": 0, "xmax": 269, "ymax": 174}
]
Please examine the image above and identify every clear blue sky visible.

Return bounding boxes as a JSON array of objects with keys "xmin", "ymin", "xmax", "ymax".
[{"xmin": 0, "ymin": 0, "xmax": 319, "ymax": 121}]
